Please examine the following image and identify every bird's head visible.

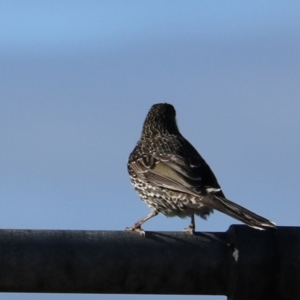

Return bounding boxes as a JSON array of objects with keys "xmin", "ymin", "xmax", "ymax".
[{"xmin": 141, "ymin": 103, "xmax": 180, "ymax": 139}]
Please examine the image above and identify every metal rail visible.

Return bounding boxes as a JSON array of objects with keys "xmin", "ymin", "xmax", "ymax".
[{"xmin": 0, "ymin": 226, "xmax": 298, "ymax": 299}]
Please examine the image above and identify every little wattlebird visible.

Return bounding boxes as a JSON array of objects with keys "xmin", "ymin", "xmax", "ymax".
[{"xmin": 126, "ymin": 103, "xmax": 276, "ymax": 235}]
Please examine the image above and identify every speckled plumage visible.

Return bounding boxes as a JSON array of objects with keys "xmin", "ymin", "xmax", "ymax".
[{"xmin": 127, "ymin": 103, "xmax": 275, "ymax": 235}]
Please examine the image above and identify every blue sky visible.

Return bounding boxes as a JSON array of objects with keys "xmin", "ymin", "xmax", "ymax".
[{"xmin": 1, "ymin": 1, "xmax": 300, "ymax": 300}]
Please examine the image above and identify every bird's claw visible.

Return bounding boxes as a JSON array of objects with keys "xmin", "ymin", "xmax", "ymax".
[
  {"xmin": 125, "ymin": 226, "xmax": 146, "ymax": 236},
  {"xmin": 183, "ymin": 225, "xmax": 195, "ymax": 235}
]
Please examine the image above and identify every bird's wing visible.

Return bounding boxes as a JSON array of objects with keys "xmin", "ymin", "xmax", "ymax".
[{"xmin": 129, "ymin": 153, "xmax": 204, "ymax": 196}]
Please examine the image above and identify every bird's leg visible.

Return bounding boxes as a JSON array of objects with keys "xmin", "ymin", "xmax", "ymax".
[
  {"xmin": 126, "ymin": 210, "xmax": 158, "ymax": 236},
  {"xmin": 184, "ymin": 214, "xmax": 195, "ymax": 234}
]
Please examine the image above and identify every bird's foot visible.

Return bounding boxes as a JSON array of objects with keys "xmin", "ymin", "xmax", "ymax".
[
  {"xmin": 184, "ymin": 215, "xmax": 195, "ymax": 234},
  {"xmin": 183, "ymin": 224, "xmax": 195, "ymax": 235},
  {"xmin": 125, "ymin": 225, "xmax": 146, "ymax": 236}
]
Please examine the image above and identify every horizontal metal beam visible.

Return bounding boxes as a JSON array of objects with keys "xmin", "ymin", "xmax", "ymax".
[{"xmin": 0, "ymin": 226, "xmax": 299, "ymax": 299}]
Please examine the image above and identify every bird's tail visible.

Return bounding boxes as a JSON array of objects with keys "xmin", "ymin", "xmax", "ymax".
[{"xmin": 198, "ymin": 194, "xmax": 276, "ymax": 230}]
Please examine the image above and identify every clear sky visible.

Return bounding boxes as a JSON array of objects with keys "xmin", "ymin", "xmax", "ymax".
[{"xmin": 1, "ymin": 1, "xmax": 300, "ymax": 300}]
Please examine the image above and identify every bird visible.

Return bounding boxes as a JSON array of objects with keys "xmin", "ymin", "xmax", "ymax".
[{"xmin": 126, "ymin": 103, "xmax": 276, "ymax": 235}]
